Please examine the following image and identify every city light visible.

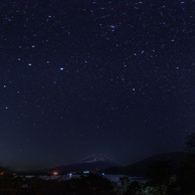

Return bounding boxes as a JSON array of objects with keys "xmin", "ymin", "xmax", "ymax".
[{"xmin": 53, "ymin": 171, "xmax": 58, "ymax": 176}]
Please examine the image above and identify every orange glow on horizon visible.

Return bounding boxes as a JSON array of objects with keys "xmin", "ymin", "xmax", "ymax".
[
  {"xmin": 0, "ymin": 172, "xmax": 5, "ymax": 176},
  {"xmin": 53, "ymin": 171, "xmax": 58, "ymax": 176}
]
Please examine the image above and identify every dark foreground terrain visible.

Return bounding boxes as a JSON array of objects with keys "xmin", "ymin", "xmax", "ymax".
[
  {"xmin": 0, "ymin": 161, "xmax": 194, "ymax": 195},
  {"xmin": 0, "ymin": 152, "xmax": 194, "ymax": 194}
]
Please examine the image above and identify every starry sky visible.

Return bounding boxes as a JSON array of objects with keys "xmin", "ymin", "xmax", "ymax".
[{"xmin": 1, "ymin": 0, "xmax": 195, "ymax": 171}]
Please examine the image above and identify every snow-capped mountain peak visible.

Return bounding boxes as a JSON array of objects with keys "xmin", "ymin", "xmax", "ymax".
[{"xmin": 81, "ymin": 154, "xmax": 111, "ymax": 163}]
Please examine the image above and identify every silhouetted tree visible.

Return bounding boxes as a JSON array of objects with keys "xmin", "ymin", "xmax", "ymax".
[
  {"xmin": 172, "ymin": 135, "xmax": 195, "ymax": 194},
  {"xmin": 185, "ymin": 133, "xmax": 195, "ymax": 153},
  {"xmin": 124, "ymin": 181, "xmax": 141, "ymax": 195},
  {"xmin": 119, "ymin": 176, "xmax": 130, "ymax": 194},
  {"xmin": 0, "ymin": 170, "xmax": 20, "ymax": 194},
  {"xmin": 147, "ymin": 160, "xmax": 172, "ymax": 195},
  {"xmin": 149, "ymin": 160, "xmax": 172, "ymax": 185},
  {"xmin": 65, "ymin": 173, "xmax": 117, "ymax": 195}
]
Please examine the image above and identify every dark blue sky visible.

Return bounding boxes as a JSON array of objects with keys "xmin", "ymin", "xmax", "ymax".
[{"xmin": 1, "ymin": 0, "xmax": 195, "ymax": 171}]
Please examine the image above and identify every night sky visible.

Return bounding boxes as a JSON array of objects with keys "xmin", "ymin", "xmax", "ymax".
[{"xmin": 1, "ymin": 0, "xmax": 195, "ymax": 171}]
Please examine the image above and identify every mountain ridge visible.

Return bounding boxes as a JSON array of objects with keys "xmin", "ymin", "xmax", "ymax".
[
  {"xmin": 105, "ymin": 151, "xmax": 195, "ymax": 176},
  {"xmin": 21, "ymin": 154, "xmax": 122, "ymax": 174},
  {"xmin": 80, "ymin": 154, "xmax": 114, "ymax": 163}
]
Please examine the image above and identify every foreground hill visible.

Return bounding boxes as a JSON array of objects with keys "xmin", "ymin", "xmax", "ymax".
[{"xmin": 105, "ymin": 152, "xmax": 195, "ymax": 176}]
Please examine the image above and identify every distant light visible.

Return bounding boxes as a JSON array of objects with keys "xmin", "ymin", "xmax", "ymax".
[
  {"xmin": 0, "ymin": 172, "xmax": 5, "ymax": 175},
  {"xmin": 28, "ymin": 63, "xmax": 32, "ymax": 66},
  {"xmin": 53, "ymin": 171, "xmax": 58, "ymax": 176},
  {"xmin": 60, "ymin": 67, "xmax": 64, "ymax": 71},
  {"xmin": 102, "ymin": 172, "xmax": 105, "ymax": 176},
  {"xmin": 109, "ymin": 25, "xmax": 116, "ymax": 29}
]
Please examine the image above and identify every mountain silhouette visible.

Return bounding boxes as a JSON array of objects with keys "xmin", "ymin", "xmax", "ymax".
[
  {"xmin": 81, "ymin": 154, "xmax": 113, "ymax": 163},
  {"xmin": 105, "ymin": 152, "xmax": 195, "ymax": 176},
  {"xmin": 25, "ymin": 154, "xmax": 122, "ymax": 174}
]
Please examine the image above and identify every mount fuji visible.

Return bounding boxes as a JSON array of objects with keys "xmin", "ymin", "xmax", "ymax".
[
  {"xmin": 47, "ymin": 154, "xmax": 122, "ymax": 174},
  {"xmin": 21, "ymin": 154, "xmax": 122, "ymax": 175},
  {"xmin": 81, "ymin": 154, "xmax": 114, "ymax": 163}
]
